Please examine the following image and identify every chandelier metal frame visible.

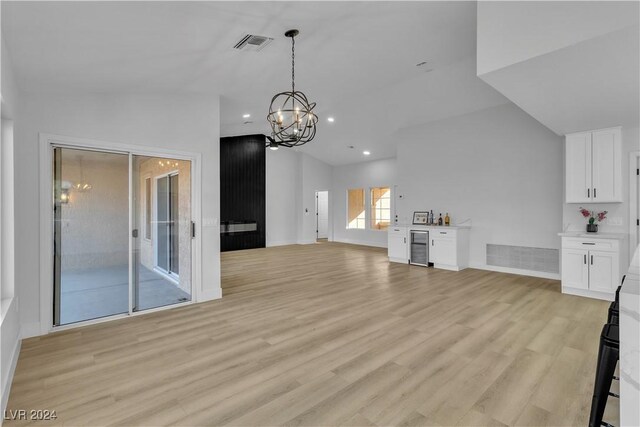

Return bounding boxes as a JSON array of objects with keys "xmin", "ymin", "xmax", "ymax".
[{"xmin": 266, "ymin": 29, "xmax": 318, "ymax": 149}]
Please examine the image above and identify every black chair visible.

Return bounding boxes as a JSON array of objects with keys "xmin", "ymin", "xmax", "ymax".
[
  {"xmin": 608, "ymin": 300, "xmax": 619, "ymax": 324},
  {"xmin": 588, "ymin": 323, "xmax": 619, "ymax": 427}
]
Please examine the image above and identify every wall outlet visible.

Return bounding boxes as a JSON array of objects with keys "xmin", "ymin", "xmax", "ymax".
[{"xmin": 608, "ymin": 217, "xmax": 623, "ymax": 226}]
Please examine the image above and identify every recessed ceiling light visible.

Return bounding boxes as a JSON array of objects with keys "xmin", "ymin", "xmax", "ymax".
[
  {"xmin": 327, "ymin": 117, "xmax": 335, "ymax": 123},
  {"xmin": 363, "ymin": 151, "xmax": 371, "ymax": 156},
  {"xmin": 242, "ymin": 114, "xmax": 251, "ymax": 118}
]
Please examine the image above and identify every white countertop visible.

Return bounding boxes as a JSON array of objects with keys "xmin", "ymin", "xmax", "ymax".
[
  {"xmin": 394, "ymin": 224, "xmax": 471, "ymax": 230},
  {"xmin": 557, "ymin": 231, "xmax": 627, "ymax": 240},
  {"xmin": 620, "ymin": 244, "xmax": 640, "ymax": 426}
]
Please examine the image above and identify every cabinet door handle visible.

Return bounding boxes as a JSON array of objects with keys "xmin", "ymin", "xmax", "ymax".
[
  {"xmin": 403, "ymin": 237, "xmax": 406, "ymax": 244},
  {"xmin": 587, "ymin": 188, "xmax": 590, "ymax": 198},
  {"xmin": 582, "ymin": 242, "xmax": 596, "ymax": 245},
  {"xmin": 591, "ymin": 255, "xmax": 594, "ymax": 265},
  {"xmin": 432, "ymin": 240, "xmax": 434, "ymax": 246},
  {"xmin": 584, "ymin": 254, "xmax": 587, "ymax": 264},
  {"xmin": 593, "ymin": 188, "xmax": 596, "ymax": 199}
]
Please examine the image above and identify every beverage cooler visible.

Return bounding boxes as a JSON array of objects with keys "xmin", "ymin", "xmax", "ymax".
[{"xmin": 410, "ymin": 230, "xmax": 429, "ymax": 266}]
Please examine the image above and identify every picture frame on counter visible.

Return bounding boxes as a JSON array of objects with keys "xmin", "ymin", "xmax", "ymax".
[{"xmin": 412, "ymin": 211, "xmax": 429, "ymax": 225}]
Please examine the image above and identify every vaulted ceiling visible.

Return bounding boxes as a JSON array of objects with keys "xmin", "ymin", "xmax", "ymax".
[{"xmin": 2, "ymin": 1, "xmax": 512, "ymax": 165}]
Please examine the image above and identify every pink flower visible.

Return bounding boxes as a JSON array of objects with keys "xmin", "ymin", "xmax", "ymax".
[
  {"xmin": 579, "ymin": 208, "xmax": 591, "ymax": 218},
  {"xmin": 597, "ymin": 211, "xmax": 608, "ymax": 222}
]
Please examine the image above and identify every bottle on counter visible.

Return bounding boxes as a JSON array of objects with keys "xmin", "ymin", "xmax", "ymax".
[
  {"xmin": 445, "ymin": 213, "xmax": 450, "ymax": 226},
  {"xmin": 438, "ymin": 213, "xmax": 443, "ymax": 226},
  {"xmin": 429, "ymin": 210, "xmax": 434, "ymax": 225}
]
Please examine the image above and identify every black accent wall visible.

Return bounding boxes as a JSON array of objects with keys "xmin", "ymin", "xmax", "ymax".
[{"xmin": 220, "ymin": 134, "xmax": 266, "ymax": 252}]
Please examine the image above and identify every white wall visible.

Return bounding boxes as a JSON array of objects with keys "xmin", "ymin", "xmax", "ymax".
[
  {"xmin": 395, "ymin": 103, "xmax": 563, "ymax": 275},
  {"xmin": 15, "ymin": 92, "xmax": 220, "ymax": 338},
  {"xmin": 477, "ymin": 1, "xmax": 639, "ymax": 75},
  {"xmin": 266, "ymin": 149, "xmax": 299, "ymax": 247},
  {"xmin": 266, "ymin": 150, "xmax": 332, "ymax": 246},
  {"xmin": 332, "ymin": 158, "xmax": 397, "ymax": 248},
  {"xmin": 299, "ymin": 154, "xmax": 333, "ymax": 244},
  {"xmin": 0, "ymin": 36, "xmax": 21, "ymax": 419},
  {"xmin": 562, "ymin": 125, "xmax": 640, "ymax": 267}
]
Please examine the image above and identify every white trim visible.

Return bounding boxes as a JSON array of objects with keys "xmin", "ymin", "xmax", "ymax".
[
  {"xmin": 1, "ymin": 335, "xmax": 20, "ymax": 416},
  {"xmin": 39, "ymin": 133, "xmax": 203, "ymax": 336},
  {"xmin": 469, "ymin": 262, "xmax": 561, "ymax": 280},
  {"xmin": 629, "ymin": 152, "xmax": 640, "ymax": 259},
  {"xmin": 266, "ymin": 240, "xmax": 298, "ymax": 247},
  {"xmin": 332, "ymin": 238, "xmax": 387, "ymax": 249},
  {"xmin": 562, "ymin": 285, "xmax": 614, "ymax": 301},
  {"xmin": 49, "ymin": 299, "xmax": 194, "ymax": 334}
]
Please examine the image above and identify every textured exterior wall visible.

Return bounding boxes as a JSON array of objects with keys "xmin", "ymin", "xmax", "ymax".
[
  {"xmin": 136, "ymin": 157, "xmax": 191, "ymax": 293},
  {"xmin": 60, "ymin": 150, "xmax": 129, "ymax": 270}
]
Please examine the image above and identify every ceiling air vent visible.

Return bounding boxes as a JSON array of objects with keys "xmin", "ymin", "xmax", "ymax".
[{"xmin": 233, "ymin": 34, "xmax": 274, "ymax": 52}]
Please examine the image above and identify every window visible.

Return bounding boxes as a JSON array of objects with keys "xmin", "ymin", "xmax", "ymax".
[
  {"xmin": 370, "ymin": 187, "xmax": 391, "ymax": 230},
  {"xmin": 144, "ymin": 177, "xmax": 151, "ymax": 240},
  {"xmin": 347, "ymin": 188, "xmax": 365, "ymax": 229}
]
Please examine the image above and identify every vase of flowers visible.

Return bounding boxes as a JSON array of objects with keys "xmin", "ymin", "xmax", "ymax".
[{"xmin": 580, "ymin": 207, "xmax": 607, "ymax": 233}]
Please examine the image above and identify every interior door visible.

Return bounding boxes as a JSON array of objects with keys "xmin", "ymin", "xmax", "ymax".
[
  {"xmin": 565, "ymin": 132, "xmax": 592, "ymax": 203},
  {"xmin": 316, "ymin": 191, "xmax": 329, "ymax": 239}
]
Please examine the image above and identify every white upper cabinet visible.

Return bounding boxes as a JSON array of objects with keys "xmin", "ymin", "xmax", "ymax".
[
  {"xmin": 565, "ymin": 132, "xmax": 592, "ymax": 203},
  {"xmin": 565, "ymin": 127, "xmax": 622, "ymax": 203}
]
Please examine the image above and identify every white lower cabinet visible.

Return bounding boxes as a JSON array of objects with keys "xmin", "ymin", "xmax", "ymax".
[
  {"xmin": 560, "ymin": 236, "xmax": 622, "ymax": 300},
  {"xmin": 387, "ymin": 226, "xmax": 469, "ymax": 271},
  {"xmin": 589, "ymin": 250, "xmax": 616, "ymax": 293},
  {"xmin": 430, "ymin": 233, "xmax": 456, "ymax": 266},
  {"xmin": 387, "ymin": 226, "xmax": 408, "ymax": 263},
  {"xmin": 561, "ymin": 248, "xmax": 589, "ymax": 290}
]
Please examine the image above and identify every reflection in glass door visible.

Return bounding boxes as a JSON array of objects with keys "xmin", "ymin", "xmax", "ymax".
[
  {"xmin": 53, "ymin": 147, "xmax": 130, "ymax": 326},
  {"xmin": 132, "ymin": 156, "xmax": 191, "ymax": 312},
  {"xmin": 53, "ymin": 147, "xmax": 193, "ymax": 326}
]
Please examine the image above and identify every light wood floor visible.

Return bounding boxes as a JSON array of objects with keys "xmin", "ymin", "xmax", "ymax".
[{"xmin": 7, "ymin": 243, "xmax": 617, "ymax": 426}]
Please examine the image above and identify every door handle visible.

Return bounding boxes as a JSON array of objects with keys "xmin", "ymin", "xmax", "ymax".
[
  {"xmin": 593, "ymin": 188, "xmax": 596, "ymax": 199},
  {"xmin": 582, "ymin": 242, "xmax": 596, "ymax": 245},
  {"xmin": 591, "ymin": 255, "xmax": 594, "ymax": 265},
  {"xmin": 587, "ymin": 188, "xmax": 590, "ymax": 198},
  {"xmin": 584, "ymin": 254, "xmax": 587, "ymax": 264},
  {"xmin": 403, "ymin": 237, "xmax": 406, "ymax": 244},
  {"xmin": 432, "ymin": 240, "xmax": 434, "ymax": 246}
]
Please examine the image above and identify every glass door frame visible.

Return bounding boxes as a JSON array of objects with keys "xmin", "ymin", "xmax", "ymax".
[{"xmin": 39, "ymin": 133, "xmax": 201, "ymax": 334}]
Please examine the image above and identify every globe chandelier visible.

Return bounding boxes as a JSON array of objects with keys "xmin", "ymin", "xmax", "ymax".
[{"xmin": 266, "ymin": 29, "xmax": 318, "ymax": 150}]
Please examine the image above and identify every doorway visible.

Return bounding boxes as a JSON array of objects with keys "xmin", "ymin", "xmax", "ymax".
[
  {"xmin": 316, "ymin": 190, "xmax": 329, "ymax": 241},
  {"xmin": 52, "ymin": 147, "xmax": 193, "ymax": 326}
]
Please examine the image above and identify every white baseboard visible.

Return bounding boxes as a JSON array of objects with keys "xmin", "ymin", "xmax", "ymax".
[
  {"xmin": 332, "ymin": 238, "xmax": 387, "ymax": 249},
  {"xmin": 469, "ymin": 263, "xmax": 560, "ymax": 280},
  {"xmin": 1, "ymin": 337, "xmax": 21, "ymax": 419},
  {"xmin": 562, "ymin": 286, "xmax": 614, "ymax": 301},
  {"xmin": 266, "ymin": 240, "xmax": 297, "ymax": 247},
  {"xmin": 20, "ymin": 322, "xmax": 41, "ymax": 339},
  {"xmin": 296, "ymin": 239, "xmax": 316, "ymax": 245},
  {"xmin": 199, "ymin": 287, "xmax": 222, "ymax": 302}
]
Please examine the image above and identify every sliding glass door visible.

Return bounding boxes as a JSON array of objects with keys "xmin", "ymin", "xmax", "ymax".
[
  {"xmin": 53, "ymin": 147, "xmax": 192, "ymax": 326},
  {"xmin": 132, "ymin": 156, "xmax": 191, "ymax": 312},
  {"xmin": 53, "ymin": 147, "xmax": 130, "ymax": 326}
]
